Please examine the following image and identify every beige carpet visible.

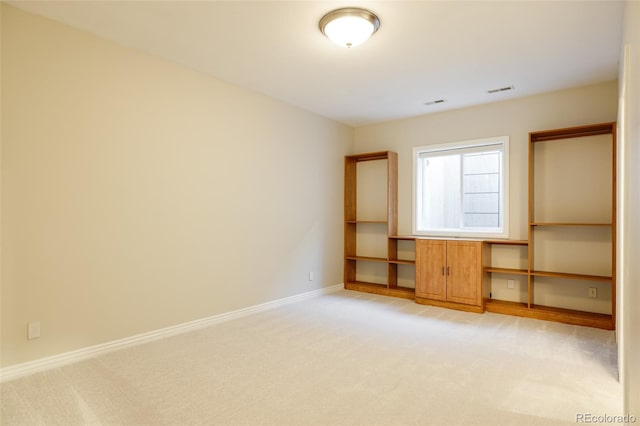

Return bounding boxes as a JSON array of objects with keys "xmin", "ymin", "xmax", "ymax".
[{"xmin": 1, "ymin": 290, "xmax": 621, "ymax": 425}]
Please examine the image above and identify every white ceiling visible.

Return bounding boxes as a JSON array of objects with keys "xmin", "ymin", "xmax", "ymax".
[{"xmin": 9, "ymin": 1, "xmax": 625, "ymax": 127}]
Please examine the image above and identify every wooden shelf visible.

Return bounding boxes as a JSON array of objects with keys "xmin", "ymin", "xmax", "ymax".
[
  {"xmin": 530, "ymin": 222, "xmax": 612, "ymax": 227},
  {"xmin": 345, "ymin": 256, "xmax": 388, "ymax": 263},
  {"xmin": 389, "ymin": 235, "xmax": 416, "ymax": 240},
  {"xmin": 485, "ymin": 299, "xmax": 527, "ymax": 313},
  {"xmin": 345, "ymin": 151, "xmax": 392, "ymax": 162},
  {"xmin": 344, "ymin": 281, "xmax": 415, "ymax": 300},
  {"xmin": 530, "ymin": 270, "xmax": 612, "ymax": 282},
  {"xmin": 346, "ymin": 220, "xmax": 388, "ymax": 224},
  {"xmin": 388, "ymin": 259, "xmax": 415, "ymax": 265},
  {"xmin": 485, "ymin": 299, "xmax": 613, "ymax": 330},
  {"xmin": 529, "ymin": 122, "xmax": 615, "ymax": 143},
  {"xmin": 484, "ymin": 268, "xmax": 611, "ymax": 280},
  {"xmin": 484, "ymin": 267, "xmax": 528, "ymax": 276},
  {"xmin": 484, "ymin": 239, "xmax": 529, "ymax": 245}
]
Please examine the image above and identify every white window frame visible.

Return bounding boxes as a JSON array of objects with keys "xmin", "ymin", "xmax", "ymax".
[{"xmin": 412, "ymin": 136, "xmax": 510, "ymax": 239}]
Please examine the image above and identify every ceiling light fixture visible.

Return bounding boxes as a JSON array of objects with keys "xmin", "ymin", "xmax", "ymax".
[{"xmin": 319, "ymin": 8, "xmax": 380, "ymax": 48}]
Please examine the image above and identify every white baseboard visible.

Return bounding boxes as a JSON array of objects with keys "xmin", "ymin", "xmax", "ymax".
[{"xmin": 1, "ymin": 284, "xmax": 343, "ymax": 383}]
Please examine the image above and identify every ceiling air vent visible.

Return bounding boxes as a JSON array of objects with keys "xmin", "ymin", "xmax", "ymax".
[
  {"xmin": 487, "ymin": 85, "xmax": 514, "ymax": 94},
  {"xmin": 424, "ymin": 99, "xmax": 446, "ymax": 106}
]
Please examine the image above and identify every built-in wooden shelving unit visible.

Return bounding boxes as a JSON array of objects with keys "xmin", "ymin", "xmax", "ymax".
[
  {"xmin": 347, "ymin": 125, "xmax": 616, "ymax": 330},
  {"xmin": 344, "ymin": 151, "xmax": 415, "ymax": 300},
  {"xmin": 485, "ymin": 122, "xmax": 617, "ymax": 330}
]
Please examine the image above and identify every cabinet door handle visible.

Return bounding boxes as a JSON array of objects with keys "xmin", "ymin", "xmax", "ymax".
[
  {"xmin": 441, "ymin": 267, "xmax": 445, "ymax": 275},
  {"xmin": 446, "ymin": 266, "xmax": 450, "ymax": 276}
]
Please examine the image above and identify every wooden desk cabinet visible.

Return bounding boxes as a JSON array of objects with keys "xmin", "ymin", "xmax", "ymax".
[{"xmin": 415, "ymin": 239, "xmax": 489, "ymax": 313}]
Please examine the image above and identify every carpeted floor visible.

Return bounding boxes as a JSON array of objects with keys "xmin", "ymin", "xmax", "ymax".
[{"xmin": 1, "ymin": 290, "xmax": 621, "ymax": 425}]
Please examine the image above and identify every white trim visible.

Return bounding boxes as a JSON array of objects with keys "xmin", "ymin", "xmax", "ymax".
[
  {"xmin": 0, "ymin": 284, "xmax": 343, "ymax": 383},
  {"xmin": 414, "ymin": 136, "xmax": 507, "ymax": 154}
]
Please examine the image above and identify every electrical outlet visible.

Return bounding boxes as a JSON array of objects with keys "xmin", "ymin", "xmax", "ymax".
[
  {"xmin": 589, "ymin": 287, "xmax": 598, "ymax": 298},
  {"xmin": 308, "ymin": 271, "xmax": 314, "ymax": 281},
  {"xmin": 507, "ymin": 280, "xmax": 515, "ymax": 289},
  {"xmin": 28, "ymin": 322, "xmax": 41, "ymax": 340}
]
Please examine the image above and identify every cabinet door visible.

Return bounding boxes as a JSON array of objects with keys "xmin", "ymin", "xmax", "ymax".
[
  {"xmin": 416, "ymin": 240, "xmax": 447, "ymax": 300},
  {"xmin": 446, "ymin": 241, "xmax": 482, "ymax": 306}
]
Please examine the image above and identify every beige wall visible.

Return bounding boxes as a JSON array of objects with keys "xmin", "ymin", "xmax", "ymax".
[
  {"xmin": 354, "ymin": 82, "xmax": 618, "ymax": 308},
  {"xmin": 0, "ymin": 5, "xmax": 353, "ymax": 367},
  {"xmin": 619, "ymin": 0, "xmax": 640, "ymax": 419}
]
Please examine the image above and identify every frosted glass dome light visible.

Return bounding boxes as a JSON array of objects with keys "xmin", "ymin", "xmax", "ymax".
[{"xmin": 319, "ymin": 8, "xmax": 380, "ymax": 48}]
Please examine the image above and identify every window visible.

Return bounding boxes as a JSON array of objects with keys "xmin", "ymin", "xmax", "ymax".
[{"xmin": 413, "ymin": 136, "xmax": 509, "ymax": 238}]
